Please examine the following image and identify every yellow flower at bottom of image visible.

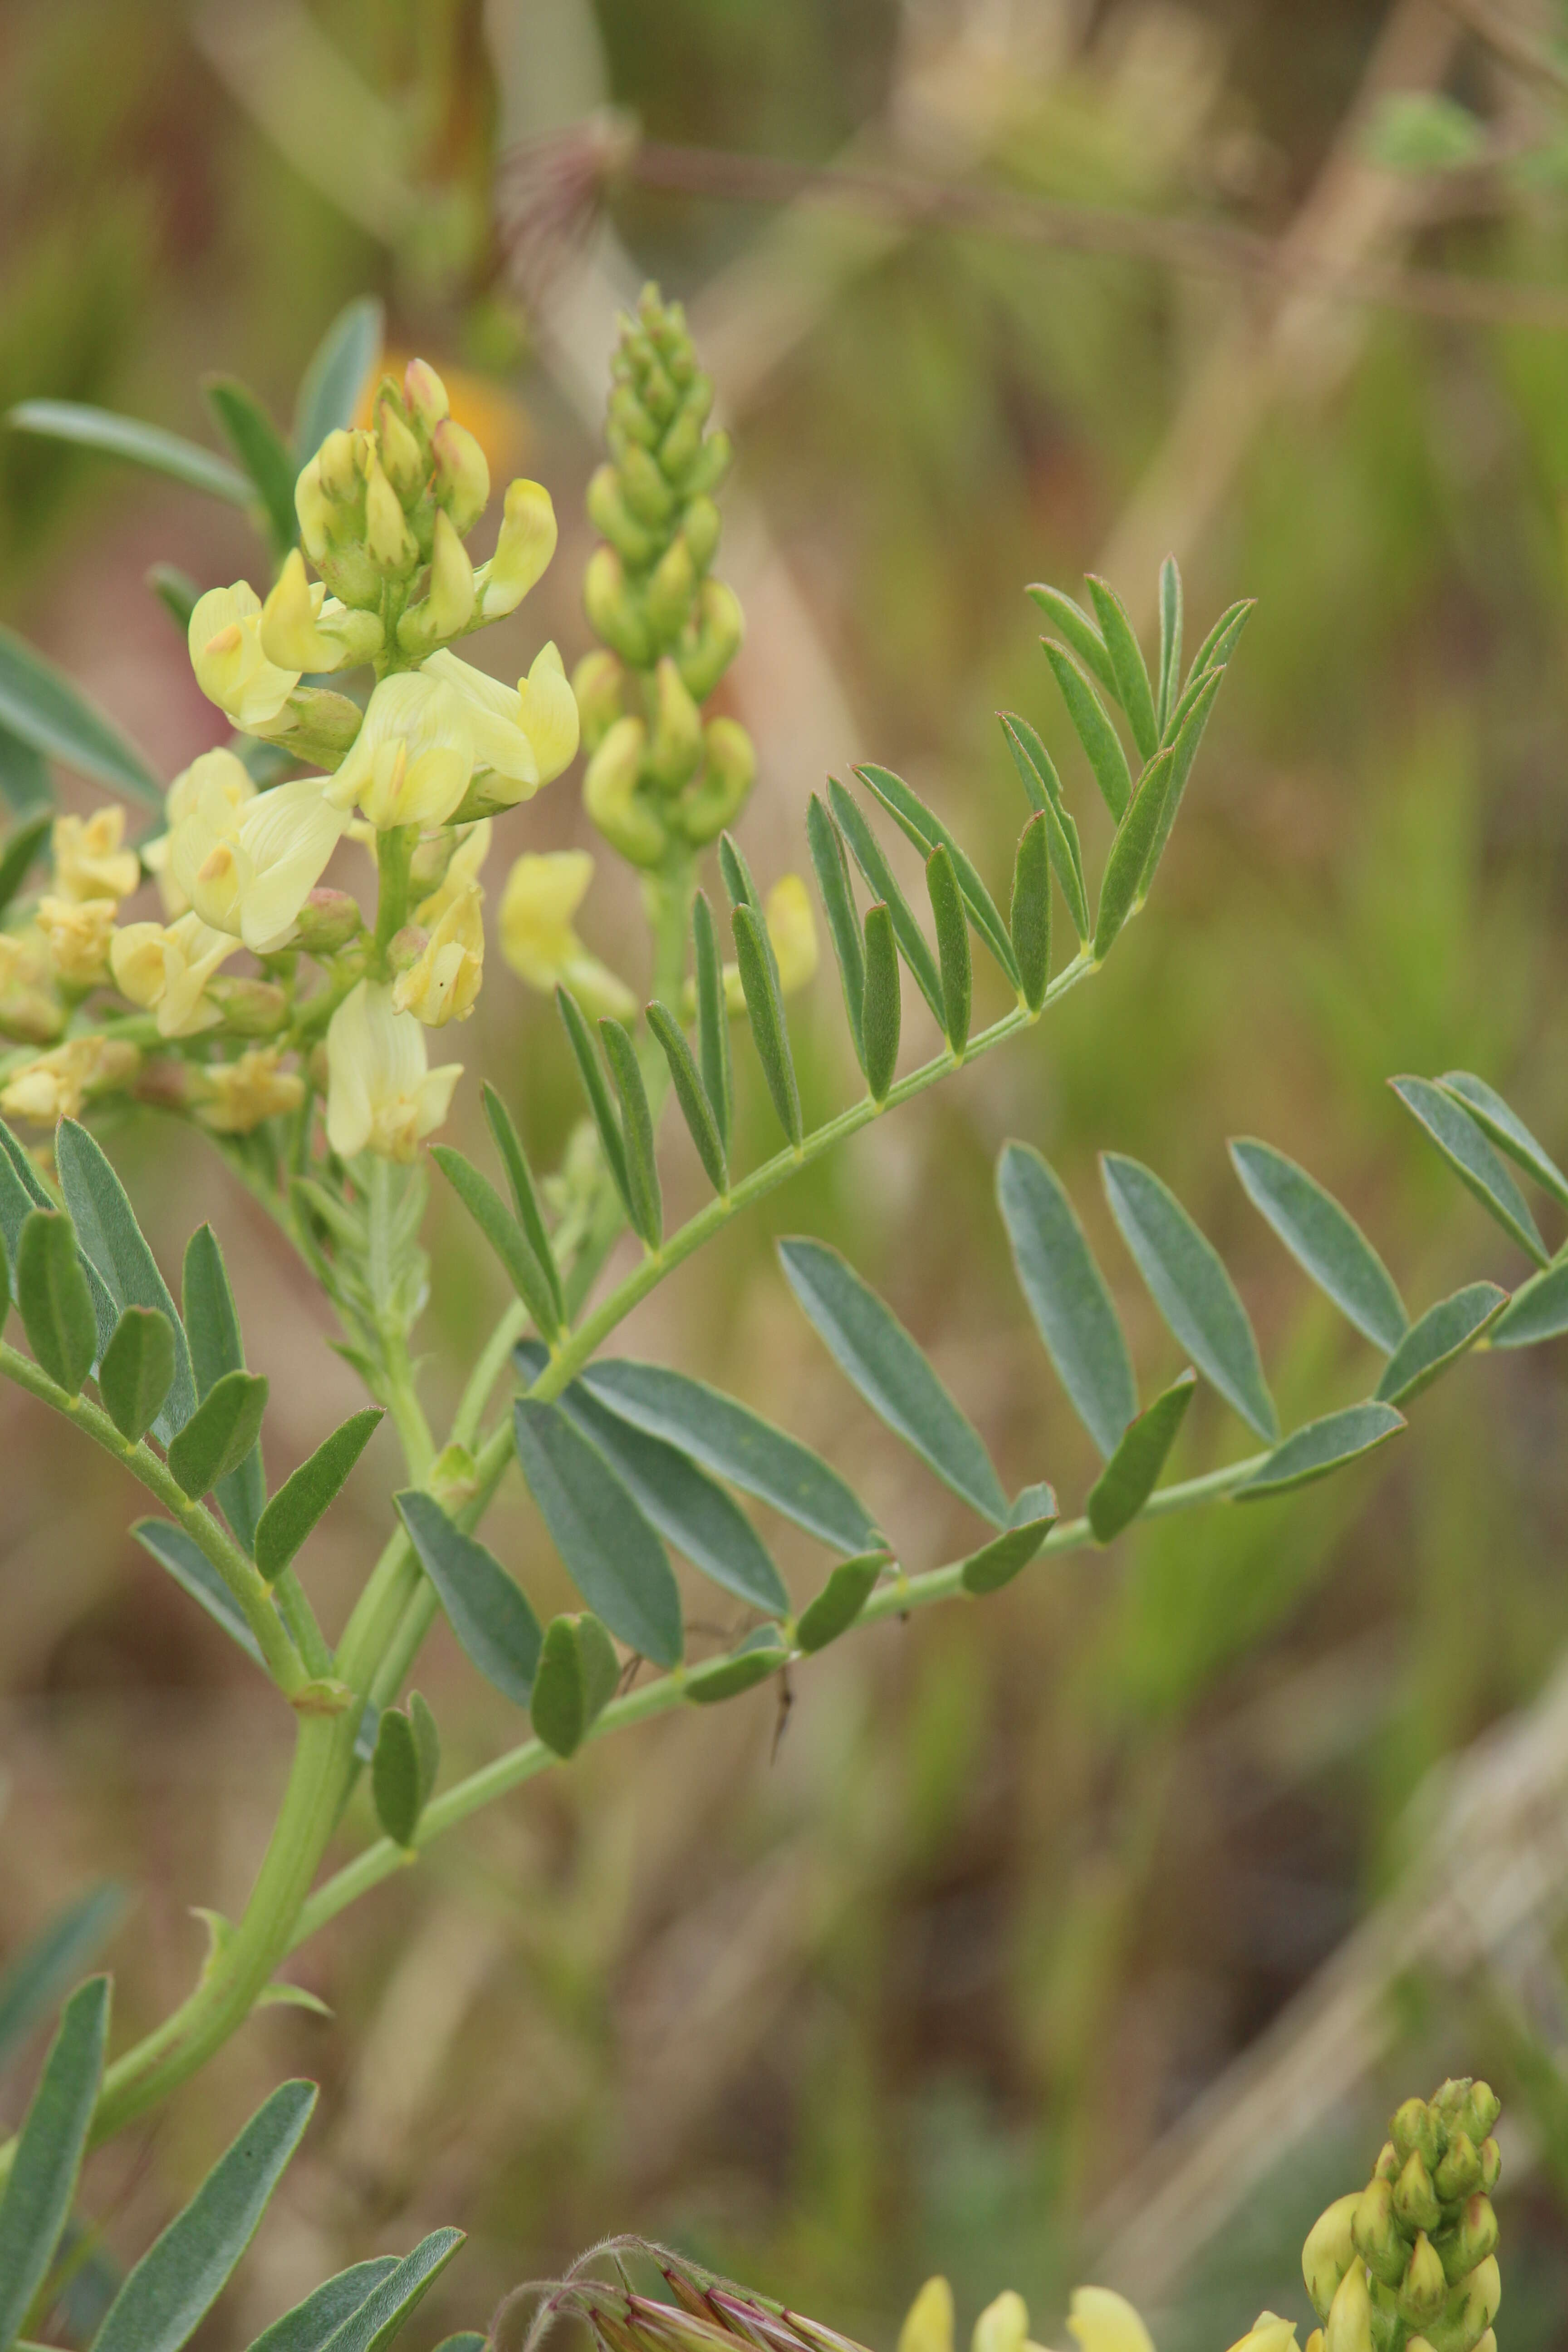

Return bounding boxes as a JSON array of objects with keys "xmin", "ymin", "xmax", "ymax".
[
  {"xmin": 35, "ymin": 895, "xmax": 116, "ymax": 985},
  {"xmin": 192, "ymin": 1047, "xmax": 305, "ymax": 1134},
  {"xmin": 110, "ymin": 913, "xmax": 240, "ymax": 1037},
  {"xmin": 897, "ymin": 2280, "xmax": 1209, "ymax": 2352},
  {"xmin": 50, "ymin": 805, "xmax": 141, "ymax": 902},
  {"xmin": 392, "ymin": 884, "xmax": 485, "ymax": 1028},
  {"xmin": 499, "ymin": 849, "xmax": 635, "ymax": 1022},
  {"xmin": 0, "ymin": 1034, "xmax": 139, "ymax": 1124},
  {"xmin": 325, "ymin": 980, "xmax": 461, "ymax": 1161}
]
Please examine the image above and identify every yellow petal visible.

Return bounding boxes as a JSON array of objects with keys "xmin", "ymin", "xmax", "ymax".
[
  {"xmin": 1066, "ymin": 2289, "xmax": 1156, "ymax": 2352},
  {"xmin": 899, "ymin": 2279, "xmax": 954, "ymax": 2352},
  {"xmin": 518, "ymin": 641, "xmax": 580, "ymax": 785}
]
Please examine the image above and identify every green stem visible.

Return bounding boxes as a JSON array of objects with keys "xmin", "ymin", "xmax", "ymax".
[{"xmin": 0, "ymin": 1339, "xmax": 305, "ymax": 1694}]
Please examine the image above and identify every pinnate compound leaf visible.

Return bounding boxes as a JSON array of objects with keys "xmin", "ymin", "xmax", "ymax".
[
  {"xmin": 1042, "ymin": 642, "xmax": 1132, "ymax": 821},
  {"xmin": 203, "ymin": 377, "xmax": 299, "ymax": 559},
  {"xmin": 0, "ymin": 812, "xmax": 50, "ymax": 919},
  {"xmin": 961, "ymin": 1485, "xmax": 1058, "ymax": 1594},
  {"xmin": 1229, "ymin": 1138, "xmax": 1407, "ymax": 1353},
  {"xmin": 1086, "ymin": 575, "xmax": 1159, "ymax": 760},
  {"xmin": 0, "ymin": 1973, "xmax": 110, "ymax": 2348},
  {"xmin": 926, "ymin": 844, "xmax": 972, "ymax": 1053},
  {"xmin": 692, "ymin": 888, "xmax": 734, "ymax": 1153},
  {"xmin": 1093, "ymin": 745, "xmax": 1173, "ymax": 960},
  {"xmin": 855, "ymin": 763, "xmax": 1020, "ymax": 985},
  {"xmin": 99, "ymin": 1306, "xmax": 177, "ymax": 1443},
  {"xmin": 827, "ymin": 777, "xmax": 946, "ymax": 1027},
  {"xmin": 0, "ymin": 625, "xmax": 162, "ymax": 805},
  {"xmin": 1102, "ymin": 1154, "xmax": 1279, "ymax": 1439},
  {"xmin": 530, "ymin": 1613, "xmax": 620, "ymax": 1758},
  {"xmin": 1391, "ymin": 1076, "xmax": 1548, "ymax": 1264},
  {"xmin": 431, "ymin": 1145, "xmax": 562, "ymax": 1337},
  {"xmin": 255, "ymin": 1408, "xmax": 383, "ymax": 1580},
  {"xmin": 1025, "ymin": 583, "xmax": 1117, "ymax": 697},
  {"xmin": 1373, "ymin": 1283, "xmax": 1508, "ymax": 1406},
  {"xmin": 517, "ymin": 1344, "xmax": 787, "ymax": 1617},
  {"xmin": 1491, "ymin": 1259, "xmax": 1568, "ymax": 1348},
  {"xmin": 17, "ymin": 1209, "xmax": 97, "ymax": 1396},
  {"xmin": 794, "ymin": 1552, "xmax": 886, "ymax": 1651},
  {"xmin": 647, "ymin": 1002, "xmax": 728, "ymax": 1194},
  {"xmin": 181, "ymin": 1225, "xmax": 263, "ymax": 1548},
  {"xmin": 481, "ymin": 1083, "xmax": 564, "ymax": 1327},
  {"xmin": 244, "ymin": 2259, "xmax": 400, "ymax": 2352},
  {"xmin": 861, "ymin": 902, "xmax": 901, "ymax": 1103},
  {"xmin": 0, "ymin": 1885, "xmax": 123, "ymax": 2068},
  {"xmin": 1236, "ymin": 1401, "xmax": 1405, "ymax": 1500},
  {"xmin": 312, "ymin": 2228, "xmax": 464, "ymax": 2352},
  {"xmin": 732, "ymin": 903, "xmax": 802, "ymax": 1147},
  {"xmin": 167, "ymin": 1370, "xmax": 269, "ymax": 1499},
  {"xmin": 6, "ymin": 397, "xmax": 250, "ymax": 504},
  {"xmin": 133, "ymin": 1520, "xmax": 265, "ymax": 1666},
  {"xmin": 59, "ymin": 1119, "xmax": 195, "ymax": 1437},
  {"xmin": 998, "ymin": 716, "xmax": 1089, "ymax": 940},
  {"xmin": 293, "ymin": 295, "xmax": 383, "ymax": 470},
  {"xmin": 779, "ymin": 1238, "xmax": 1008, "ymax": 1525},
  {"xmin": 1010, "ymin": 813, "xmax": 1052, "ymax": 1011},
  {"xmin": 397, "ymin": 1489, "xmax": 541, "ymax": 1706},
  {"xmin": 513, "ymin": 1400, "xmax": 684, "ymax": 1665},
  {"xmin": 1087, "ymin": 1370, "xmax": 1196, "ymax": 1543},
  {"xmin": 996, "ymin": 1143, "xmax": 1135, "ymax": 1459},
  {"xmin": 599, "ymin": 1017, "xmax": 663, "ymax": 1245},
  {"xmin": 686, "ymin": 1626, "xmax": 788, "ymax": 1704},
  {"xmin": 1437, "ymin": 1071, "xmax": 1568, "ymax": 1211},
  {"xmin": 577, "ymin": 1359, "xmax": 881, "ymax": 1555},
  {"xmin": 90, "ymin": 2079, "xmax": 318, "ymax": 2352}
]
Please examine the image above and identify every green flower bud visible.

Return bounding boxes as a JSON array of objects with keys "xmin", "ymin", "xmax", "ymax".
[
  {"xmin": 644, "ymin": 657, "xmax": 703, "ymax": 793},
  {"xmin": 431, "ymin": 417, "xmax": 490, "ymax": 536},
  {"xmin": 205, "ymin": 975, "xmax": 289, "ymax": 1035},
  {"xmin": 1324, "ymin": 2262, "xmax": 1374, "ymax": 2352},
  {"xmin": 1434, "ymin": 2132, "xmax": 1479, "ymax": 2204},
  {"xmin": 682, "ymin": 426, "xmax": 733, "ymax": 500},
  {"xmin": 1399, "ymin": 2235, "xmax": 1446, "ymax": 2327},
  {"xmin": 364, "ymin": 447, "xmax": 418, "ymax": 576},
  {"xmin": 1304, "ymin": 2195, "xmax": 1362, "ymax": 2322},
  {"xmin": 679, "ymin": 716, "xmax": 755, "ymax": 846},
  {"xmin": 404, "ymin": 358, "xmax": 449, "ymax": 433},
  {"xmin": 1392, "ymin": 2100, "xmax": 1442, "ymax": 2173},
  {"xmin": 318, "ymin": 426, "xmax": 361, "ymax": 504},
  {"xmin": 1441, "ymin": 2194, "xmax": 1497, "ymax": 2283},
  {"xmin": 683, "ymin": 493, "xmax": 720, "ymax": 574},
  {"xmin": 658, "ymin": 390, "xmax": 709, "ymax": 482},
  {"xmin": 587, "ymin": 463, "xmax": 662, "ymax": 568},
  {"xmin": 1426, "ymin": 2255, "xmax": 1499, "ymax": 2352},
  {"xmin": 621, "ymin": 442, "xmax": 678, "ymax": 527},
  {"xmin": 646, "ymin": 534, "xmax": 697, "ymax": 643},
  {"xmin": 1373, "ymin": 2142, "xmax": 1399, "ymax": 2182},
  {"xmin": 1477, "ymin": 2138, "xmax": 1500, "ymax": 2194},
  {"xmin": 676, "ymin": 577, "xmax": 744, "ymax": 701},
  {"xmin": 396, "ymin": 510, "xmax": 476, "ymax": 655},
  {"xmin": 1459, "ymin": 2084, "xmax": 1500, "ymax": 2146},
  {"xmin": 375, "ymin": 385, "xmax": 425, "ymax": 502},
  {"xmin": 573, "ymin": 650, "xmax": 627, "ymax": 756},
  {"xmin": 1394, "ymin": 2151, "xmax": 1443, "ymax": 2239},
  {"xmin": 1352, "ymin": 2180, "xmax": 1406, "ymax": 2289},
  {"xmin": 608, "ymin": 382, "xmax": 661, "ymax": 450},
  {"xmin": 584, "ymin": 545, "xmax": 654, "ymax": 667},
  {"xmin": 583, "ymin": 715, "xmax": 666, "ymax": 867},
  {"xmin": 293, "ymin": 887, "xmax": 364, "ymax": 955}
]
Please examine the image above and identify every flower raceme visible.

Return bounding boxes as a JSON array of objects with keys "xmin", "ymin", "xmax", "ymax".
[{"xmin": 110, "ymin": 912, "xmax": 240, "ymax": 1038}]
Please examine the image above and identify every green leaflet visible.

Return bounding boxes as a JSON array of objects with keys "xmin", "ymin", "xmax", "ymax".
[
  {"xmin": 854, "ymin": 762, "xmax": 1020, "ymax": 986},
  {"xmin": 1139, "ymin": 666, "xmax": 1223, "ymax": 896},
  {"xmin": 529, "ymin": 1612, "xmax": 621, "ymax": 1758},
  {"xmin": 1182, "ymin": 597, "xmax": 1254, "ymax": 697},
  {"xmin": 1236, "ymin": 1402, "xmax": 1406, "ymax": 1500},
  {"xmin": 59, "ymin": 1120, "xmax": 195, "ymax": 1438},
  {"xmin": 0, "ymin": 812, "xmax": 50, "ymax": 919},
  {"xmin": 1041, "ymin": 641, "xmax": 1132, "ymax": 821},
  {"xmin": 293, "ymin": 296, "xmax": 383, "ymax": 471},
  {"xmin": 1102, "ymin": 1153, "xmax": 1279, "ymax": 1440},
  {"xmin": 1024, "ymin": 583, "xmax": 1118, "ymax": 697},
  {"xmin": 1086, "ymin": 575, "xmax": 1158, "ymax": 760},
  {"xmin": 861, "ymin": 903, "xmax": 901, "ymax": 1103},
  {"xmin": 181, "ymin": 1225, "xmax": 264, "ymax": 1550},
  {"xmin": 0, "ymin": 1886, "xmax": 123, "ymax": 2069},
  {"xmin": 431, "ymin": 1145, "xmax": 562, "ymax": 1339},
  {"xmin": 1391, "ymin": 1076, "xmax": 1548, "ymax": 1265},
  {"xmin": 960, "ymin": 1485, "xmax": 1058, "ymax": 1594},
  {"xmin": 371, "ymin": 1699, "xmax": 439, "ymax": 1849},
  {"xmin": 826, "ymin": 777, "xmax": 946, "ymax": 1027},
  {"xmin": 556, "ymin": 985, "xmax": 632, "ymax": 1220},
  {"xmin": 310, "ymin": 2228, "xmax": 464, "ymax": 2352},
  {"xmin": 167, "ymin": 1370, "xmax": 269, "ymax": 1499},
  {"xmin": 1156, "ymin": 555, "xmax": 1183, "ymax": 737},
  {"xmin": 692, "ymin": 888, "xmax": 734, "ymax": 1153},
  {"xmin": 807, "ymin": 794, "xmax": 867, "ymax": 1070},
  {"xmin": 578, "ymin": 1358, "xmax": 881, "ymax": 1556},
  {"xmin": 600, "ymin": 1016, "xmax": 664, "ymax": 1245},
  {"xmin": 997, "ymin": 715, "xmax": 1089, "ymax": 941},
  {"xmin": 0, "ymin": 625, "xmax": 162, "ymax": 806},
  {"xmin": 685, "ymin": 1627, "xmax": 788, "ymax": 1704},
  {"xmin": 255, "ymin": 1408, "xmax": 383, "ymax": 1580},
  {"xmin": 89, "ymin": 2080, "xmax": 318, "ymax": 2352},
  {"xmin": 1438, "ymin": 1070, "xmax": 1568, "ymax": 1212},
  {"xmin": 1093, "ymin": 744, "xmax": 1174, "ymax": 960},
  {"xmin": 0, "ymin": 724, "xmax": 51, "ymax": 813},
  {"xmin": 794, "ymin": 1552, "xmax": 886, "ymax": 1652},
  {"xmin": 16, "ymin": 1209, "xmax": 97, "ymax": 1396},
  {"xmin": 0, "ymin": 1974, "xmax": 110, "ymax": 2352},
  {"xmin": 1009, "ymin": 814, "xmax": 1052, "ymax": 1012},
  {"xmin": 6, "ymin": 397, "xmax": 250, "ymax": 505},
  {"xmin": 1229, "ymin": 1138, "xmax": 1407, "ymax": 1354},
  {"xmin": 481, "ymin": 1084, "xmax": 564, "ymax": 1328},
  {"xmin": 1374, "ymin": 1283, "xmax": 1508, "ymax": 1407},
  {"xmin": 732, "ymin": 902, "xmax": 803, "ymax": 1147},
  {"xmin": 517, "ymin": 1343, "xmax": 787, "ymax": 1617},
  {"xmin": 779, "ymin": 1237, "xmax": 1009, "ymax": 1526},
  {"xmin": 647, "ymin": 1002, "xmax": 729, "ymax": 1194},
  {"xmin": 513, "ymin": 1399, "xmax": 684, "ymax": 1665},
  {"xmin": 397, "ymin": 1489, "xmax": 541, "ymax": 1707},
  {"xmin": 132, "ymin": 1521, "xmax": 265, "ymax": 1666},
  {"xmin": 99, "ymin": 1306, "xmax": 177, "ymax": 1443},
  {"xmin": 203, "ymin": 377, "xmax": 299, "ymax": 559},
  {"xmin": 244, "ymin": 2260, "xmax": 400, "ymax": 2352},
  {"xmin": 1491, "ymin": 1259, "xmax": 1568, "ymax": 1349},
  {"xmin": 718, "ymin": 831, "xmax": 762, "ymax": 913},
  {"xmin": 996, "ymin": 1144, "xmax": 1136, "ymax": 1460},
  {"xmin": 1086, "ymin": 1370, "xmax": 1196, "ymax": 1542},
  {"xmin": 926, "ymin": 844, "xmax": 971, "ymax": 1054}
]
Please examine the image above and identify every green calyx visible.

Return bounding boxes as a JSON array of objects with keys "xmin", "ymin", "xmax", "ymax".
[
  {"xmin": 576, "ymin": 284, "xmax": 754, "ymax": 871},
  {"xmin": 1303, "ymin": 2078, "xmax": 1502, "ymax": 2352}
]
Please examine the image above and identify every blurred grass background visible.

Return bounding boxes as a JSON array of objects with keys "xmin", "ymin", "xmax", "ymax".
[{"xmin": 5, "ymin": 0, "xmax": 1568, "ymax": 2342}]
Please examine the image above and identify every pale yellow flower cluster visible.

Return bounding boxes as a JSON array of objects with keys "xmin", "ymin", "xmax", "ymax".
[
  {"xmin": 0, "ymin": 1034, "xmax": 139, "ymax": 1125},
  {"xmin": 898, "ymin": 2275, "xmax": 1299, "ymax": 2352}
]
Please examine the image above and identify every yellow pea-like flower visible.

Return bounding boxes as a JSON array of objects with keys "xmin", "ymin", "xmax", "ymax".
[
  {"xmin": 192, "ymin": 1046, "xmax": 306, "ymax": 1134},
  {"xmin": 392, "ymin": 883, "xmax": 485, "ymax": 1029},
  {"xmin": 476, "ymin": 478, "xmax": 559, "ymax": 621},
  {"xmin": 169, "ymin": 771, "xmax": 350, "ymax": 956},
  {"xmin": 188, "ymin": 582, "xmax": 300, "ymax": 733},
  {"xmin": 499, "ymin": 849, "xmax": 635, "ymax": 1022},
  {"xmin": 325, "ymin": 979, "xmax": 461, "ymax": 1162},
  {"xmin": 110, "ymin": 911, "xmax": 239, "ymax": 1038},
  {"xmin": 0, "ymin": 1034, "xmax": 139, "ymax": 1124},
  {"xmin": 36, "ymin": 894, "xmax": 116, "ymax": 985},
  {"xmin": 50, "ymin": 806, "xmax": 141, "ymax": 903}
]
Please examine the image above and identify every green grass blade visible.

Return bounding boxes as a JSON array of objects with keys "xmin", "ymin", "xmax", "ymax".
[{"xmin": 7, "ymin": 398, "xmax": 250, "ymax": 505}]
